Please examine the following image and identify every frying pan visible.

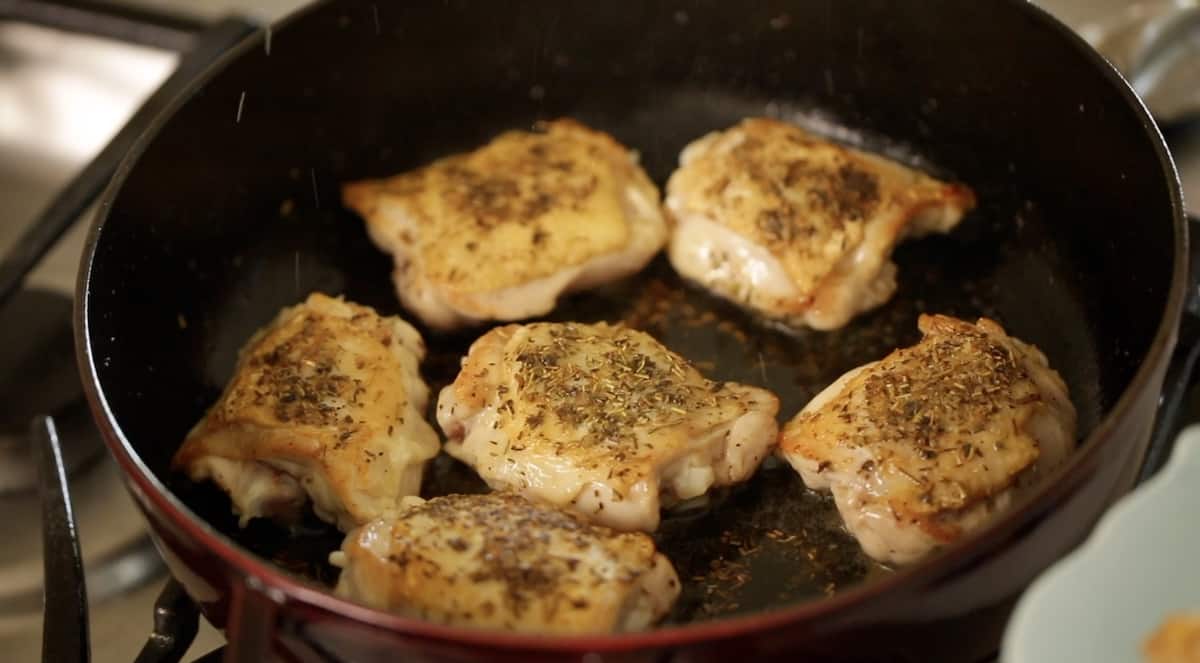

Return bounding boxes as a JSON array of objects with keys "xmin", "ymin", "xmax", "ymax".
[{"xmin": 74, "ymin": 0, "xmax": 1190, "ymax": 661}]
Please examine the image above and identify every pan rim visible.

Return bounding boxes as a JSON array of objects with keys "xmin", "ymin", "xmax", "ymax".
[{"xmin": 75, "ymin": 0, "xmax": 1189, "ymax": 652}]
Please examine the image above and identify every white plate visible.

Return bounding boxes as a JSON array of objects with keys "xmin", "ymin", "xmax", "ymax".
[{"xmin": 1002, "ymin": 425, "xmax": 1200, "ymax": 662}]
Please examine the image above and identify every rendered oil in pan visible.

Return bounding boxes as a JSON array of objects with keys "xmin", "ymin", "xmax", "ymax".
[{"xmin": 168, "ymin": 107, "xmax": 1100, "ymax": 624}]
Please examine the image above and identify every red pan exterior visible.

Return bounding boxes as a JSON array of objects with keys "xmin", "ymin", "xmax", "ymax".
[{"xmin": 76, "ymin": 0, "xmax": 1188, "ymax": 661}]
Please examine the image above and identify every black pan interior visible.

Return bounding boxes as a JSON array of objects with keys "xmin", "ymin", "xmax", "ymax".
[{"xmin": 85, "ymin": 0, "xmax": 1177, "ymax": 624}]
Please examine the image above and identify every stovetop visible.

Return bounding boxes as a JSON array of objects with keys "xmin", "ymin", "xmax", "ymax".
[
  {"xmin": 0, "ymin": 4, "xmax": 303, "ymax": 661},
  {"xmin": 0, "ymin": 1, "xmax": 1195, "ymax": 662}
]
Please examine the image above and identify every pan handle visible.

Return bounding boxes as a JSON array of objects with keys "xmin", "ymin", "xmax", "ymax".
[
  {"xmin": 222, "ymin": 576, "xmax": 282, "ymax": 663},
  {"xmin": 1140, "ymin": 214, "xmax": 1200, "ymax": 481},
  {"xmin": 133, "ymin": 580, "xmax": 200, "ymax": 663},
  {"xmin": 33, "ymin": 415, "xmax": 91, "ymax": 663}
]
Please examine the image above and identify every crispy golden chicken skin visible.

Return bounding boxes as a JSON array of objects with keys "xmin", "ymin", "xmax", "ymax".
[
  {"xmin": 436, "ymin": 321, "xmax": 779, "ymax": 532},
  {"xmin": 342, "ymin": 119, "xmax": 667, "ymax": 329},
  {"xmin": 172, "ymin": 293, "xmax": 439, "ymax": 532},
  {"xmin": 666, "ymin": 118, "xmax": 976, "ymax": 330},
  {"xmin": 780, "ymin": 314, "xmax": 1076, "ymax": 564},
  {"xmin": 332, "ymin": 493, "xmax": 680, "ymax": 634}
]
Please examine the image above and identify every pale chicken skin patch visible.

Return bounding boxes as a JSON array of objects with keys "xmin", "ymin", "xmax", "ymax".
[
  {"xmin": 332, "ymin": 493, "xmax": 680, "ymax": 634},
  {"xmin": 172, "ymin": 293, "xmax": 440, "ymax": 532},
  {"xmin": 666, "ymin": 117, "xmax": 976, "ymax": 330},
  {"xmin": 779, "ymin": 314, "xmax": 1076, "ymax": 565},
  {"xmin": 437, "ymin": 321, "xmax": 780, "ymax": 532},
  {"xmin": 342, "ymin": 119, "xmax": 667, "ymax": 329}
]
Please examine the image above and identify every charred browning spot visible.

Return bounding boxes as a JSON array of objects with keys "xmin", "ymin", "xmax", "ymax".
[
  {"xmin": 784, "ymin": 159, "xmax": 809, "ymax": 185},
  {"xmin": 756, "ymin": 210, "xmax": 793, "ymax": 243},
  {"xmin": 833, "ymin": 163, "xmax": 880, "ymax": 219},
  {"xmin": 523, "ymin": 191, "xmax": 555, "ymax": 219}
]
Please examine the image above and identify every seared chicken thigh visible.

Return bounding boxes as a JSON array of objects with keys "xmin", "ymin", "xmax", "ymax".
[
  {"xmin": 172, "ymin": 293, "xmax": 440, "ymax": 532},
  {"xmin": 332, "ymin": 493, "xmax": 680, "ymax": 633},
  {"xmin": 342, "ymin": 119, "xmax": 667, "ymax": 330},
  {"xmin": 780, "ymin": 315, "xmax": 1075, "ymax": 565},
  {"xmin": 437, "ymin": 322, "xmax": 779, "ymax": 532},
  {"xmin": 666, "ymin": 118, "xmax": 976, "ymax": 330}
]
